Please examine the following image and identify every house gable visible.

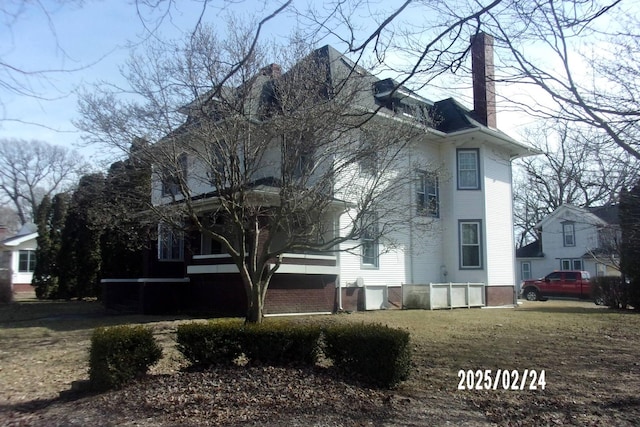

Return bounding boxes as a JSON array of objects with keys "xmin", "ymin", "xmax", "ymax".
[{"xmin": 518, "ymin": 203, "xmax": 620, "ymax": 281}]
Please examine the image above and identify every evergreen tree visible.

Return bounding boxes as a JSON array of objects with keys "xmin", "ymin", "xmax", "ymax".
[
  {"xmin": 33, "ymin": 193, "xmax": 70, "ymax": 299},
  {"xmin": 619, "ymin": 182, "xmax": 640, "ymax": 308},
  {"xmin": 58, "ymin": 174, "xmax": 106, "ymax": 299},
  {"xmin": 33, "ymin": 195, "xmax": 53, "ymax": 298},
  {"xmin": 100, "ymin": 139, "xmax": 152, "ymax": 278}
]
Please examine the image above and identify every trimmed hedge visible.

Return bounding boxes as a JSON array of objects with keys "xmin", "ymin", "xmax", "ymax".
[
  {"xmin": 176, "ymin": 320, "xmax": 244, "ymax": 367},
  {"xmin": 89, "ymin": 325, "xmax": 162, "ymax": 391},
  {"xmin": 176, "ymin": 320, "xmax": 321, "ymax": 367},
  {"xmin": 324, "ymin": 323, "xmax": 411, "ymax": 388},
  {"xmin": 241, "ymin": 321, "xmax": 321, "ymax": 366},
  {"xmin": 177, "ymin": 320, "xmax": 411, "ymax": 388}
]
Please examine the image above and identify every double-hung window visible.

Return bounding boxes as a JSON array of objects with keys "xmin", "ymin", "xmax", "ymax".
[
  {"xmin": 459, "ymin": 220, "xmax": 482, "ymax": 269},
  {"xmin": 562, "ymin": 222, "xmax": 575, "ymax": 247},
  {"xmin": 358, "ymin": 135, "xmax": 378, "ymax": 176},
  {"xmin": 162, "ymin": 153, "xmax": 188, "ymax": 196},
  {"xmin": 361, "ymin": 214, "xmax": 379, "ymax": 267},
  {"xmin": 560, "ymin": 258, "xmax": 582, "ymax": 270},
  {"xmin": 158, "ymin": 224, "xmax": 184, "ymax": 261},
  {"xmin": 18, "ymin": 250, "xmax": 36, "ymax": 273},
  {"xmin": 416, "ymin": 171, "xmax": 439, "ymax": 217},
  {"xmin": 520, "ymin": 261, "xmax": 531, "ymax": 281},
  {"xmin": 294, "ymin": 151, "xmax": 314, "ymax": 178},
  {"xmin": 457, "ymin": 148, "xmax": 480, "ymax": 190}
]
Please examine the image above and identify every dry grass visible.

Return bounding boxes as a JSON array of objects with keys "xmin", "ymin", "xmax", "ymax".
[{"xmin": 1, "ymin": 297, "xmax": 639, "ymax": 425}]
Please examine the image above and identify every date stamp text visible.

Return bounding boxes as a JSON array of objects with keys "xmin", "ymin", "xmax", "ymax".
[{"xmin": 457, "ymin": 369, "xmax": 546, "ymax": 390}]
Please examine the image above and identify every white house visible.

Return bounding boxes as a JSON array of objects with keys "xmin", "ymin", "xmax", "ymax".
[
  {"xmin": 102, "ymin": 35, "xmax": 538, "ymax": 315},
  {"xmin": 516, "ymin": 203, "xmax": 620, "ymax": 285},
  {"xmin": 0, "ymin": 223, "xmax": 38, "ymax": 294}
]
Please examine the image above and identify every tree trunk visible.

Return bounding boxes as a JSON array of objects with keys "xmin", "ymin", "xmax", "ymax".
[{"xmin": 245, "ymin": 279, "xmax": 267, "ymax": 324}]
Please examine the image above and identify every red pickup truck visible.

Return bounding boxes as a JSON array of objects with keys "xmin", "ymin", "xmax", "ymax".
[{"xmin": 520, "ymin": 270, "xmax": 594, "ymax": 302}]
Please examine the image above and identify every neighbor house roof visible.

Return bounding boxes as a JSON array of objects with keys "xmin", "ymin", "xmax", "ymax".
[
  {"xmin": 516, "ymin": 240, "xmax": 544, "ymax": 258},
  {"xmin": 588, "ymin": 204, "xmax": 619, "ymax": 225},
  {"xmin": 0, "ymin": 223, "xmax": 37, "ymax": 247}
]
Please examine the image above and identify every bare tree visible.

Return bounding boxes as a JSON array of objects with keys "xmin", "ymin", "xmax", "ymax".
[
  {"xmin": 483, "ymin": 0, "xmax": 640, "ymax": 159},
  {"xmin": 0, "ymin": 139, "xmax": 88, "ymax": 224},
  {"xmin": 0, "ymin": 206, "xmax": 20, "ymax": 234},
  {"xmin": 305, "ymin": 1, "xmax": 640, "ymax": 158},
  {"xmin": 77, "ymin": 22, "xmax": 437, "ymax": 323},
  {"xmin": 513, "ymin": 119, "xmax": 638, "ymax": 246}
]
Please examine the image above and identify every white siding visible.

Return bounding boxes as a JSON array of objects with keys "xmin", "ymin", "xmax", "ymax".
[
  {"xmin": 483, "ymin": 148, "xmax": 517, "ymax": 287},
  {"xmin": 338, "ymin": 217, "xmax": 409, "ymax": 288},
  {"xmin": 8, "ymin": 238, "xmax": 37, "ymax": 285},
  {"xmin": 536, "ymin": 207, "xmax": 604, "ymax": 278}
]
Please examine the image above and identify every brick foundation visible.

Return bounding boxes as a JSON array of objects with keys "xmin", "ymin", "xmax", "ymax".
[{"xmin": 485, "ymin": 285, "xmax": 516, "ymax": 306}]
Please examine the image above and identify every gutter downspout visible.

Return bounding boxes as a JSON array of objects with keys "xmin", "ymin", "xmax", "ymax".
[
  {"xmin": 336, "ymin": 215, "xmax": 343, "ymax": 311},
  {"xmin": 510, "ymin": 154, "xmax": 519, "ymax": 306}
]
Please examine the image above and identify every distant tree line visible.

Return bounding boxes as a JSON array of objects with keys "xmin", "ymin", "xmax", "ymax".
[{"xmin": 33, "ymin": 139, "xmax": 152, "ymax": 300}]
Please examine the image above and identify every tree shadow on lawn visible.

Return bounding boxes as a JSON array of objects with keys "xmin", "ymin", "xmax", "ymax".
[{"xmin": 0, "ymin": 299, "xmax": 195, "ymax": 333}]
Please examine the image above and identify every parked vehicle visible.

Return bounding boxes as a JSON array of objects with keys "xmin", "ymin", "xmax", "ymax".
[{"xmin": 520, "ymin": 270, "xmax": 595, "ymax": 302}]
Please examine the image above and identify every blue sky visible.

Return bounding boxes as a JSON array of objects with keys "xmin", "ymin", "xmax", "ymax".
[
  {"xmin": 0, "ymin": 1, "xmax": 299, "ymax": 160},
  {"xmin": 0, "ymin": 1, "xmax": 533, "ymax": 164}
]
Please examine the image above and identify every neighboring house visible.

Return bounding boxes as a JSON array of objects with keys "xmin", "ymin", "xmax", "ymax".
[
  {"xmin": 103, "ymin": 35, "xmax": 537, "ymax": 315},
  {"xmin": 0, "ymin": 223, "xmax": 38, "ymax": 294},
  {"xmin": 516, "ymin": 204, "xmax": 621, "ymax": 287}
]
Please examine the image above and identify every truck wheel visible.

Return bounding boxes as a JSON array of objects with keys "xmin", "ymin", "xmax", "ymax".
[
  {"xmin": 524, "ymin": 288, "xmax": 539, "ymax": 301},
  {"xmin": 594, "ymin": 296, "xmax": 606, "ymax": 306}
]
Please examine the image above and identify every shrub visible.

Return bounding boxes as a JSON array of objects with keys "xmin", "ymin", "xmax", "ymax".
[
  {"xmin": 591, "ymin": 276, "xmax": 633, "ymax": 309},
  {"xmin": 89, "ymin": 325, "xmax": 162, "ymax": 391},
  {"xmin": 0, "ymin": 269, "xmax": 12, "ymax": 304},
  {"xmin": 324, "ymin": 323, "xmax": 411, "ymax": 388},
  {"xmin": 241, "ymin": 321, "xmax": 321, "ymax": 366},
  {"xmin": 176, "ymin": 320, "xmax": 244, "ymax": 367}
]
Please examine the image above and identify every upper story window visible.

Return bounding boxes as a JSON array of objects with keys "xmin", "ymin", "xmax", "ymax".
[
  {"xmin": 162, "ymin": 153, "xmax": 188, "ymax": 196},
  {"xmin": 459, "ymin": 220, "xmax": 482, "ymax": 269},
  {"xmin": 457, "ymin": 148, "xmax": 480, "ymax": 190},
  {"xmin": 294, "ymin": 151, "xmax": 314, "ymax": 178},
  {"xmin": 563, "ymin": 222, "xmax": 575, "ymax": 247},
  {"xmin": 18, "ymin": 250, "xmax": 36, "ymax": 273},
  {"xmin": 416, "ymin": 171, "xmax": 439, "ymax": 217},
  {"xmin": 361, "ymin": 213, "xmax": 379, "ymax": 268},
  {"xmin": 359, "ymin": 136, "xmax": 378, "ymax": 176}
]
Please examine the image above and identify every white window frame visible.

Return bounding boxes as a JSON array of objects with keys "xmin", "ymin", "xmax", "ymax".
[
  {"xmin": 361, "ymin": 214, "xmax": 379, "ymax": 268},
  {"xmin": 416, "ymin": 171, "xmax": 439, "ymax": 217},
  {"xmin": 459, "ymin": 220, "xmax": 482, "ymax": 269},
  {"xmin": 358, "ymin": 135, "xmax": 378, "ymax": 176},
  {"xmin": 457, "ymin": 148, "xmax": 480, "ymax": 190},
  {"xmin": 162, "ymin": 153, "xmax": 188, "ymax": 196},
  {"xmin": 520, "ymin": 261, "xmax": 532, "ymax": 281},
  {"xmin": 560, "ymin": 258, "xmax": 582, "ymax": 270},
  {"xmin": 18, "ymin": 250, "xmax": 36, "ymax": 273},
  {"xmin": 158, "ymin": 224, "xmax": 184, "ymax": 261},
  {"xmin": 563, "ymin": 222, "xmax": 575, "ymax": 247}
]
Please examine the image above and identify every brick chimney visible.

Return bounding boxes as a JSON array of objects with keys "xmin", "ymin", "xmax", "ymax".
[
  {"xmin": 261, "ymin": 63, "xmax": 282, "ymax": 78},
  {"xmin": 471, "ymin": 32, "xmax": 497, "ymax": 128}
]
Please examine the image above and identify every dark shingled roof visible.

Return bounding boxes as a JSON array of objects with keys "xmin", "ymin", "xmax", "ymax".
[
  {"xmin": 588, "ymin": 204, "xmax": 619, "ymax": 224},
  {"xmin": 516, "ymin": 240, "xmax": 544, "ymax": 258},
  {"xmin": 431, "ymin": 98, "xmax": 479, "ymax": 133}
]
